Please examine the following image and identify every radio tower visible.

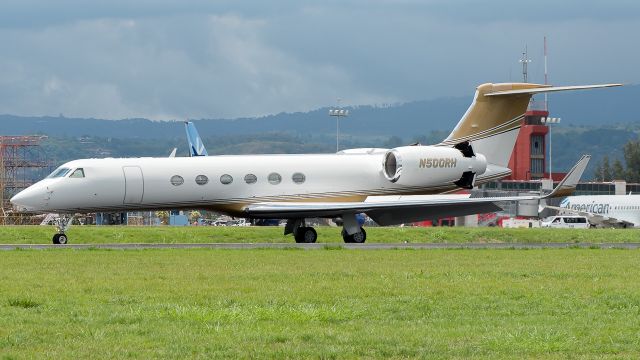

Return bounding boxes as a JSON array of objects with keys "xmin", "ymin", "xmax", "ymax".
[
  {"xmin": 519, "ymin": 46, "xmax": 531, "ymax": 83},
  {"xmin": 544, "ymin": 36, "xmax": 549, "ymax": 111}
]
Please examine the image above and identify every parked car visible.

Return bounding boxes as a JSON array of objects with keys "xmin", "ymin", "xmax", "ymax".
[{"xmin": 229, "ymin": 219, "xmax": 250, "ymax": 227}]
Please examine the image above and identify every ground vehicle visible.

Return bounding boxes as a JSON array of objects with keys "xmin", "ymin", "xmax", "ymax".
[
  {"xmin": 229, "ymin": 219, "xmax": 250, "ymax": 227},
  {"xmin": 541, "ymin": 215, "xmax": 590, "ymax": 229}
]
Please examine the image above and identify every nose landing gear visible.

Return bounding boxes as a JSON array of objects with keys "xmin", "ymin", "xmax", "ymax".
[
  {"xmin": 52, "ymin": 214, "xmax": 74, "ymax": 245},
  {"xmin": 52, "ymin": 233, "xmax": 68, "ymax": 245}
]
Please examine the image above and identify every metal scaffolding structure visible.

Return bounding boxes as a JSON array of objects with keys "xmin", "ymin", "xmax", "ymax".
[{"xmin": 0, "ymin": 136, "xmax": 50, "ymax": 223}]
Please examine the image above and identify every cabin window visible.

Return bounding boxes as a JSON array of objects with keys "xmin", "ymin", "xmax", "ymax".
[
  {"xmin": 170, "ymin": 175, "xmax": 184, "ymax": 186},
  {"xmin": 46, "ymin": 167, "xmax": 71, "ymax": 178},
  {"xmin": 268, "ymin": 173, "xmax": 282, "ymax": 185},
  {"xmin": 244, "ymin": 174, "xmax": 257, "ymax": 184},
  {"xmin": 292, "ymin": 172, "xmax": 306, "ymax": 184},
  {"xmin": 195, "ymin": 175, "xmax": 208, "ymax": 185},
  {"xmin": 220, "ymin": 174, "xmax": 233, "ymax": 185},
  {"xmin": 69, "ymin": 168, "xmax": 85, "ymax": 178}
]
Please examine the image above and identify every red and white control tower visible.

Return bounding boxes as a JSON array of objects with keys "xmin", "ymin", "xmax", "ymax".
[{"xmin": 505, "ymin": 39, "xmax": 565, "ymax": 181}]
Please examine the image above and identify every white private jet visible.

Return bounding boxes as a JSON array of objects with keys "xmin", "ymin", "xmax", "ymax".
[
  {"xmin": 546, "ymin": 194, "xmax": 640, "ymax": 228},
  {"xmin": 10, "ymin": 82, "xmax": 618, "ymax": 244}
]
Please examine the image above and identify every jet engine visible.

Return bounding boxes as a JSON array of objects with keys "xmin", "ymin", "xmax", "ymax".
[{"xmin": 382, "ymin": 143, "xmax": 487, "ymax": 189}]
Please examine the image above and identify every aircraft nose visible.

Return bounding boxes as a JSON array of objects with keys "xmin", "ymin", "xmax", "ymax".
[{"xmin": 10, "ymin": 186, "xmax": 44, "ymax": 212}]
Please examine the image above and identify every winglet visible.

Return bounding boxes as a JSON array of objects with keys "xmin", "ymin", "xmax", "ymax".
[
  {"xmin": 185, "ymin": 121, "xmax": 208, "ymax": 157},
  {"xmin": 168, "ymin": 148, "xmax": 177, "ymax": 158},
  {"xmin": 543, "ymin": 154, "xmax": 591, "ymax": 199}
]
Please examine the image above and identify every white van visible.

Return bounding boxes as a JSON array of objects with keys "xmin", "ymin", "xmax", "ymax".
[{"xmin": 541, "ymin": 215, "xmax": 590, "ymax": 229}]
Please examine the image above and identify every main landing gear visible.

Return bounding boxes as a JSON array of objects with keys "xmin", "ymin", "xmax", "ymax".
[
  {"xmin": 285, "ymin": 214, "xmax": 367, "ymax": 243},
  {"xmin": 295, "ymin": 226, "xmax": 318, "ymax": 243},
  {"xmin": 52, "ymin": 214, "xmax": 74, "ymax": 245},
  {"xmin": 285, "ymin": 219, "xmax": 318, "ymax": 243},
  {"xmin": 342, "ymin": 228, "xmax": 366, "ymax": 243}
]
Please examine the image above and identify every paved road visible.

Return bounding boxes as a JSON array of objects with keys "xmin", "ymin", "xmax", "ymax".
[{"xmin": 1, "ymin": 242, "xmax": 640, "ymax": 250}]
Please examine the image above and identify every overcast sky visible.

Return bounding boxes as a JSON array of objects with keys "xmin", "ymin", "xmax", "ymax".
[{"xmin": 0, "ymin": 0, "xmax": 637, "ymax": 120}]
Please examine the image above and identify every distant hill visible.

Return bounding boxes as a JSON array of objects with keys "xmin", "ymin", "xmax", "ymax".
[
  {"xmin": 0, "ymin": 97, "xmax": 468, "ymax": 140},
  {"xmin": 1, "ymin": 84, "xmax": 637, "ymax": 139}
]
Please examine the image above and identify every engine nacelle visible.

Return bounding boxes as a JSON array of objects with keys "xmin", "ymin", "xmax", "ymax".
[{"xmin": 382, "ymin": 145, "xmax": 487, "ymax": 188}]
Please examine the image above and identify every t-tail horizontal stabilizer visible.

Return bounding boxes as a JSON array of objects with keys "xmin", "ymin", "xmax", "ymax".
[{"xmin": 484, "ymin": 84, "xmax": 622, "ymax": 97}]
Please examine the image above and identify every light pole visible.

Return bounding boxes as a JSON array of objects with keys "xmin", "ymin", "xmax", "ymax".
[
  {"xmin": 329, "ymin": 107, "xmax": 349, "ymax": 152},
  {"xmin": 541, "ymin": 117, "xmax": 561, "ymax": 180}
]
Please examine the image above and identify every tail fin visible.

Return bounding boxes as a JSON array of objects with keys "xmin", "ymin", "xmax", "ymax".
[
  {"xmin": 439, "ymin": 83, "xmax": 621, "ymax": 168},
  {"xmin": 185, "ymin": 121, "xmax": 208, "ymax": 157}
]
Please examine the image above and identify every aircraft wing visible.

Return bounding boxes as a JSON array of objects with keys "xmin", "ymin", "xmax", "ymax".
[
  {"xmin": 545, "ymin": 205, "xmax": 635, "ymax": 228},
  {"xmin": 248, "ymin": 195, "xmax": 515, "ymax": 225},
  {"xmin": 245, "ymin": 155, "xmax": 590, "ymax": 225}
]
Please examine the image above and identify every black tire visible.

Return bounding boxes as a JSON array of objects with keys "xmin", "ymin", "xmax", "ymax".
[
  {"xmin": 342, "ymin": 228, "xmax": 366, "ymax": 243},
  {"xmin": 52, "ymin": 233, "xmax": 68, "ymax": 245},
  {"xmin": 351, "ymin": 228, "xmax": 366, "ymax": 243},
  {"xmin": 295, "ymin": 227, "xmax": 317, "ymax": 243},
  {"xmin": 341, "ymin": 229, "xmax": 353, "ymax": 243},
  {"xmin": 302, "ymin": 227, "xmax": 317, "ymax": 243}
]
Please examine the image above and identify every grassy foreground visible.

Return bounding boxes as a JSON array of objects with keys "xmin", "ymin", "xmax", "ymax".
[
  {"xmin": 0, "ymin": 225, "xmax": 639, "ymax": 244},
  {"xmin": 1, "ymin": 248, "xmax": 639, "ymax": 358}
]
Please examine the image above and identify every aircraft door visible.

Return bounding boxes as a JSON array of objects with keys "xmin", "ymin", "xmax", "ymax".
[{"xmin": 123, "ymin": 166, "xmax": 144, "ymax": 204}]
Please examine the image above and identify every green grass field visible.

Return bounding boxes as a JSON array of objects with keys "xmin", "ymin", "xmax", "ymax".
[
  {"xmin": 1, "ymin": 248, "xmax": 639, "ymax": 358},
  {"xmin": 0, "ymin": 225, "xmax": 639, "ymax": 244}
]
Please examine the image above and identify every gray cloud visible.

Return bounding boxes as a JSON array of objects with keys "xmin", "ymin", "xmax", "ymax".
[{"xmin": 0, "ymin": 1, "xmax": 637, "ymax": 119}]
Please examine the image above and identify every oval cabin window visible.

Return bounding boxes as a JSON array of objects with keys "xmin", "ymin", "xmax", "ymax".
[
  {"xmin": 244, "ymin": 174, "xmax": 257, "ymax": 184},
  {"xmin": 268, "ymin": 173, "xmax": 282, "ymax": 185},
  {"xmin": 195, "ymin": 175, "xmax": 208, "ymax": 185},
  {"xmin": 220, "ymin": 174, "xmax": 233, "ymax": 185},
  {"xmin": 292, "ymin": 172, "xmax": 306, "ymax": 184},
  {"xmin": 170, "ymin": 175, "xmax": 184, "ymax": 186}
]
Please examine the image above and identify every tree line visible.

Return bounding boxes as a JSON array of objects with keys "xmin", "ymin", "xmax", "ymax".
[{"xmin": 593, "ymin": 140, "xmax": 640, "ymax": 182}]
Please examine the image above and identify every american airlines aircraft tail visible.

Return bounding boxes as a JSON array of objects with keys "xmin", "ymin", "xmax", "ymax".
[{"xmin": 10, "ymin": 82, "xmax": 619, "ymax": 244}]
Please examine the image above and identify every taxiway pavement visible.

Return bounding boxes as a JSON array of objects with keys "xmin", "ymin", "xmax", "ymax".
[{"xmin": 1, "ymin": 242, "xmax": 639, "ymax": 250}]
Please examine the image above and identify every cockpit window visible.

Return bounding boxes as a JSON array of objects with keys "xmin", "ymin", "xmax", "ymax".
[
  {"xmin": 46, "ymin": 167, "xmax": 71, "ymax": 178},
  {"xmin": 69, "ymin": 168, "xmax": 85, "ymax": 178}
]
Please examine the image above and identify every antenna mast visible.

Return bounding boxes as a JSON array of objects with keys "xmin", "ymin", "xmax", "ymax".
[
  {"xmin": 519, "ymin": 46, "xmax": 531, "ymax": 83},
  {"xmin": 544, "ymin": 36, "xmax": 548, "ymax": 111}
]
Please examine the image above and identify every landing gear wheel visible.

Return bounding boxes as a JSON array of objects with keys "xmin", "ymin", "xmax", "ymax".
[
  {"xmin": 52, "ymin": 233, "xmax": 68, "ymax": 245},
  {"xmin": 352, "ymin": 228, "xmax": 366, "ymax": 243},
  {"xmin": 341, "ymin": 229, "xmax": 352, "ymax": 243},
  {"xmin": 295, "ymin": 227, "xmax": 317, "ymax": 243},
  {"xmin": 342, "ymin": 227, "xmax": 366, "ymax": 243}
]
